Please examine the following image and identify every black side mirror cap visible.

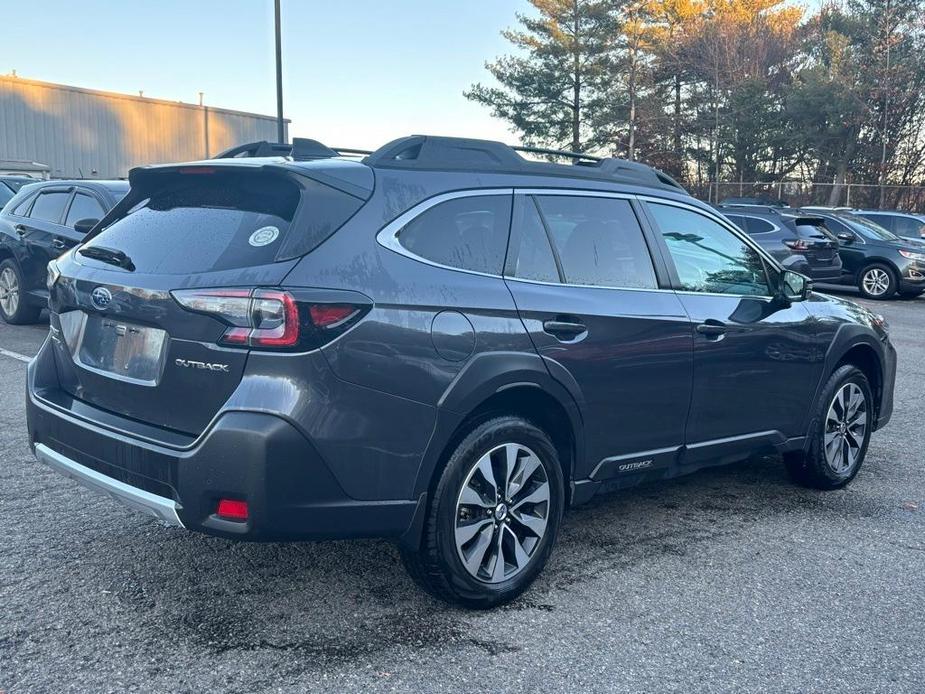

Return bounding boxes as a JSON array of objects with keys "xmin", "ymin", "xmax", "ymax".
[
  {"xmin": 73, "ymin": 218, "xmax": 100, "ymax": 235},
  {"xmin": 836, "ymin": 232, "xmax": 854, "ymax": 243}
]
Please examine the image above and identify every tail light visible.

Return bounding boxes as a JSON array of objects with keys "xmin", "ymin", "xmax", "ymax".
[
  {"xmin": 171, "ymin": 287, "xmax": 367, "ymax": 351},
  {"xmin": 784, "ymin": 239, "xmax": 809, "ymax": 251}
]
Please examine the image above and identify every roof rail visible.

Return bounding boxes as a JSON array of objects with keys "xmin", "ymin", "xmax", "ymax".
[
  {"xmin": 364, "ymin": 135, "xmax": 686, "ymax": 193},
  {"xmin": 510, "ymin": 145, "xmax": 603, "ymax": 163},
  {"xmin": 213, "ymin": 138, "xmax": 370, "ymax": 161}
]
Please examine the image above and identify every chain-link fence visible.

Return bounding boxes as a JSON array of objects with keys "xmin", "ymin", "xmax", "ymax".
[{"xmin": 689, "ymin": 181, "xmax": 925, "ymax": 211}]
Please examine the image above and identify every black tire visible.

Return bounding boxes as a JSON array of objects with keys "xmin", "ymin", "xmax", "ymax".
[
  {"xmin": 400, "ymin": 416, "xmax": 565, "ymax": 609},
  {"xmin": 898, "ymin": 289, "xmax": 923, "ymax": 299},
  {"xmin": 784, "ymin": 365, "xmax": 873, "ymax": 490},
  {"xmin": 857, "ymin": 263, "xmax": 897, "ymax": 300},
  {"xmin": 0, "ymin": 259, "xmax": 42, "ymax": 325}
]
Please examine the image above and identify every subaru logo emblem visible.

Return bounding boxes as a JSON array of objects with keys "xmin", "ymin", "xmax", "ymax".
[{"xmin": 90, "ymin": 286, "xmax": 112, "ymax": 310}]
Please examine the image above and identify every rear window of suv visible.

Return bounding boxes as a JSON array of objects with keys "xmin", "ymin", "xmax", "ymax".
[{"xmin": 80, "ymin": 170, "xmax": 362, "ymax": 275}]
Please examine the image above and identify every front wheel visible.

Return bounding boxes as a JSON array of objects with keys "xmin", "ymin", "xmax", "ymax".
[
  {"xmin": 857, "ymin": 264, "xmax": 897, "ymax": 300},
  {"xmin": 785, "ymin": 365, "xmax": 873, "ymax": 490},
  {"xmin": 401, "ymin": 416, "xmax": 564, "ymax": 608}
]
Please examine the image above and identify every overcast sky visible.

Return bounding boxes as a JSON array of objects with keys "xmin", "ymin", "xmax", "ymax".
[{"xmin": 4, "ymin": 1, "xmax": 535, "ymax": 150}]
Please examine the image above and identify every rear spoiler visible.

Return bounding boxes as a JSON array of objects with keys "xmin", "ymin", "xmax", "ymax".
[{"xmin": 82, "ymin": 160, "xmax": 373, "ymax": 245}]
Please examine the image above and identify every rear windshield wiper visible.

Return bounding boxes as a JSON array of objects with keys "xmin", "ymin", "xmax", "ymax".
[{"xmin": 78, "ymin": 245, "xmax": 136, "ymax": 272}]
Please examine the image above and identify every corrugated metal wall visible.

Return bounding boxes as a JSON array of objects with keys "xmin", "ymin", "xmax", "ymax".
[{"xmin": 0, "ymin": 77, "xmax": 288, "ymax": 179}]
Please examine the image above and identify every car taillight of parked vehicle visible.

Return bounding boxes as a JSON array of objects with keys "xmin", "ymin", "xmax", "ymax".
[
  {"xmin": 784, "ymin": 239, "xmax": 810, "ymax": 251},
  {"xmin": 171, "ymin": 288, "xmax": 366, "ymax": 350}
]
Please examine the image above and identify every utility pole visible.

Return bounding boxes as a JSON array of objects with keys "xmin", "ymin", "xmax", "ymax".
[
  {"xmin": 878, "ymin": 0, "xmax": 892, "ymax": 209},
  {"xmin": 274, "ymin": 0, "xmax": 286, "ymax": 144}
]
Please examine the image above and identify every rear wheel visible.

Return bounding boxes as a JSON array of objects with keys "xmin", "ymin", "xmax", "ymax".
[
  {"xmin": 857, "ymin": 263, "xmax": 897, "ymax": 300},
  {"xmin": 401, "ymin": 416, "xmax": 564, "ymax": 608},
  {"xmin": 785, "ymin": 365, "xmax": 873, "ymax": 490},
  {"xmin": 0, "ymin": 259, "xmax": 41, "ymax": 325}
]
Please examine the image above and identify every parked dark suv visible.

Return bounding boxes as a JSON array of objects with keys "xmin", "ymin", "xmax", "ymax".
[
  {"xmin": 719, "ymin": 206, "xmax": 842, "ymax": 282},
  {"xmin": 853, "ymin": 209, "xmax": 925, "ymax": 241},
  {"xmin": 800, "ymin": 207, "xmax": 925, "ymax": 299},
  {"xmin": 0, "ymin": 179, "xmax": 129, "ymax": 323},
  {"xmin": 27, "ymin": 136, "xmax": 896, "ymax": 607}
]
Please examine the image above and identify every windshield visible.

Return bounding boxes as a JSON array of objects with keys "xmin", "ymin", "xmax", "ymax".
[{"xmin": 836, "ymin": 213, "xmax": 900, "ymax": 242}]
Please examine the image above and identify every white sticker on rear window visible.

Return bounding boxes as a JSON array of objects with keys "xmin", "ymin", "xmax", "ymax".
[{"xmin": 249, "ymin": 226, "xmax": 280, "ymax": 247}]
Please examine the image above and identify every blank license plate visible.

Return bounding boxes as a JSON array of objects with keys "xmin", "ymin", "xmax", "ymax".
[{"xmin": 75, "ymin": 314, "xmax": 167, "ymax": 384}]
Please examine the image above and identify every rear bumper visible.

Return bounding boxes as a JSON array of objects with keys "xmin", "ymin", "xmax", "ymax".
[{"xmin": 26, "ymin": 348, "xmax": 424, "ymax": 543}]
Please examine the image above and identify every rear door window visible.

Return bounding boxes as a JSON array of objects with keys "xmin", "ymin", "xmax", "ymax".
[
  {"xmin": 506, "ymin": 196, "xmax": 560, "ymax": 283},
  {"xmin": 743, "ymin": 217, "xmax": 775, "ymax": 235},
  {"xmin": 533, "ymin": 195, "xmax": 657, "ymax": 289},
  {"xmin": 29, "ymin": 190, "xmax": 71, "ymax": 223},
  {"xmin": 65, "ymin": 193, "xmax": 106, "ymax": 228},
  {"xmin": 397, "ymin": 194, "xmax": 512, "ymax": 275},
  {"xmin": 80, "ymin": 170, "xmax": 356, "ymax": 274}
]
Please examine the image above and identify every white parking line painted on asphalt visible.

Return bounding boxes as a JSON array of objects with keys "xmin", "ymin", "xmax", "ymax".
[{"xmin": 0, "ymin": 347, "xmax": 31, "ymax": 364}]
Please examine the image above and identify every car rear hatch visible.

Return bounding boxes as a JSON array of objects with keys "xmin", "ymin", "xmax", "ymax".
[
  {"xmin": 786, "ymin": 217, "xmax": 840, "ymax": 264},
  {"xmin": 47, "ymin": 161, "xmax": 371, "ymax": 436}
]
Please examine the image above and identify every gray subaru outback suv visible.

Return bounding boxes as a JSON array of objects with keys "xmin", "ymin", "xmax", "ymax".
[{"xmin": 27, "ymin": 135, "xmax": 895, "ymax": 607}]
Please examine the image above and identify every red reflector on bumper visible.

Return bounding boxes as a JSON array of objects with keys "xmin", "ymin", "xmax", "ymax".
[{"xmin": 216, "ymin": 499, "xmax": 249, "ymax": 521}]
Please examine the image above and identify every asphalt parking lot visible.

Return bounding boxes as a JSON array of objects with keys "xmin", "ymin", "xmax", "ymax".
[{"xmin": 1, "ymin": 290, "xmax": 923, "ymax": 694}]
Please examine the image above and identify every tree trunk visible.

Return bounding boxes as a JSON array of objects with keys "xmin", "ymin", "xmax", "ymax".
[
  {"xmin": 572, "ymin": 0, "xmax": 581, "ymax": 152},
  {"xmin": 673, "ymin": 73, "xmax": 681, "ymax": 161},
  {"xmin": 628, "ymin": 46, "xmax": 637, "ymax": 160}
]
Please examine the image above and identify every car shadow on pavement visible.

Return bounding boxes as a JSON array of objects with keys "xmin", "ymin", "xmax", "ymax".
[{"xmin": 43, "ymin": 451, "xmax": 878, "ymax": 668}]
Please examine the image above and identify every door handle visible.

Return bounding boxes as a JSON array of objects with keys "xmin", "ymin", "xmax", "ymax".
[
  {"xmin": 14, "ymin": 224, "xmax": 27, "ymax": 236},
  {"xmin": 696, "ymin": 321, "xmax": 727, "ymax": 338},
  {"xmin": 52, "ymin": 239, "xmax": 66, "ymax": 250},
  {"xmin": 543, "ymin": 318, "xmax": 587, "ymax": 340}
]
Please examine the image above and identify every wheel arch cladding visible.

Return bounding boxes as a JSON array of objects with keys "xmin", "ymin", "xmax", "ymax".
[
  {"xmin": 835, "ymin": 343, "xmax": 883, "ymax": 417},
  {"xmin": 423, "ymin": 352, "xmax": 582, "ymax": 494}
]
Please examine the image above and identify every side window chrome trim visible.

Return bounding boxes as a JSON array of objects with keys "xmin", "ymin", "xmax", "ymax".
[
  {"xmin": 375, "ymin": 188, "xmax": 513, "ymax": 279},
  {"xmin": 638, "ymin": 194, "xmax": 783, "ymax": 272},
  {"xmin": 505, "ymin": 274, "xmax": 677, "ymax": 294}
]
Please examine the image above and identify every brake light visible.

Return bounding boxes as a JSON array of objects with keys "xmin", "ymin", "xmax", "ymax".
[
  {"xmin": 177, "ymin": 166, "xmax": 216, "ymax": 175},
  {"xmin": 784, "ymin": 239, "xmax": 810, "ymax": 251},
  {"xmin": 171, "ymin": 288, "xmax": 368, "ymax": 351}
]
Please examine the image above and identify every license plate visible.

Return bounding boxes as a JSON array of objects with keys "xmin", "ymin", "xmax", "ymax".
[{"xmin": 63, "ymin": 312, "xmax": 167, "ymax": 385}]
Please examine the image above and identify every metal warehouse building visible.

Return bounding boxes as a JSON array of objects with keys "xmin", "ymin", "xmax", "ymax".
[{"xmin": 0, "ymin": 76, "xmax": 288, "ymax": 179}]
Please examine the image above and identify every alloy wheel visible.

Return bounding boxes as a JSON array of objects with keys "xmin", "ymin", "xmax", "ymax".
[
  {"xmin": 862, "ymin": 268, "xmax": 891, "ymax": 297},
  {"xmin": 823, "ymin": 382, "xmax": 868, "ymax": 475},
  {"xmin": 0, "ymin": 267, "xmax": 19, "ymax": 317},
  {"xmin": 454, "ymin": 442, "xmax": 550, "ymax": 584}
]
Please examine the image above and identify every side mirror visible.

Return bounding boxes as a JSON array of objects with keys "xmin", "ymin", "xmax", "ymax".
[
  {"xmin": 778, "ymin": 270, "xmax": 812, "ymax": 303},
  {"xmin": 836, "ymin": 232, "xmax": 855, "ymax": 244},
  {"xmin": 73, "ymin": 218, "xmax": 100, "ymax": 235}
]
